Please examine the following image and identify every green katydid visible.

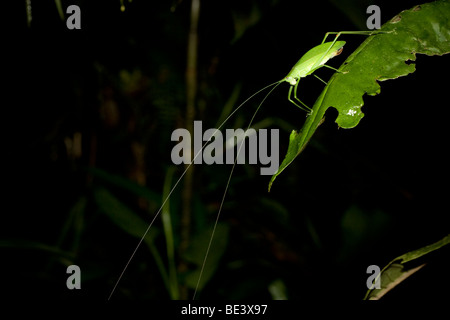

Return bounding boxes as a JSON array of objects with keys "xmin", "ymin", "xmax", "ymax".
[
  {"xmin": 282, "ymin": 38, "xmax": 346, "ymax": 113},
  {"xmin": 108, "ymin": 30, "xmax": 385, "ymax": 301},
  {"xmin": 268, "ymin": 30, "xmax": 385, "ymax": 113}
]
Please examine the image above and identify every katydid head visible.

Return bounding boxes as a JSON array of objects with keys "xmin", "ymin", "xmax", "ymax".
[
  {"xmin": 321, "ymin": 41, "xmax": 346, "ymax": 60},
  {"xmin": 334, "ymin": 46, "xmax": 344, "ymax": 56},
  {"xmin": 285, "ymin": 76, "xmax": 297, "ymax": 86}
]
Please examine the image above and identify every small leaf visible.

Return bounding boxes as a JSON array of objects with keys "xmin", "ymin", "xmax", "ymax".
[
  {"xmin": 367, "ymin": 263, "xmax": 426, "ymax": 300},
  {"xmin": 268, "ymin": 279, "xmax": 288, "ymax": 300},
  {"xmin": 364, "ymin": 234, "xmax": 450, "ymax": 300}
]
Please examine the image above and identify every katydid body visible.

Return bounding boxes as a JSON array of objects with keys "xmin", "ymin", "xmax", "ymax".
[
  {"xmin": 109, "ymin": 30, "xmax": 384, "ymax": 301},
  {"xmin": 283, "ymin": 40, "xmax": 346, "ymax": 112},
  {"xmin": 282, "ymin": 30, "xmax": 381, "ymax": 113}
]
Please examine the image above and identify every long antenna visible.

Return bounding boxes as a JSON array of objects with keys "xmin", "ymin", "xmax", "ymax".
[
  {"xmin": 192, "ymin": 81, "xmax": 282, "ymax": 300},
  {"xmin": 107, "ymin": 80, "xmax": 281, "ymax": 301}
]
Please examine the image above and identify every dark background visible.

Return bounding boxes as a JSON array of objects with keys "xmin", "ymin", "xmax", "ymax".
[{"xmin": 2, "ymin": 0, "xmax": 449, "ymax": 302}]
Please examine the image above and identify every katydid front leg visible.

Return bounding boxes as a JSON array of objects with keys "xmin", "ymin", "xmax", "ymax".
[{"xmin": 287, "ymin": 78, "xmax": 311, "ymax": 113}]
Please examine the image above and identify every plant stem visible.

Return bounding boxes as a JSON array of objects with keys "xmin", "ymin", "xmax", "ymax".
[{"xmin": 179, "ymin": 0, "xmax": 200, "ymax": 300}]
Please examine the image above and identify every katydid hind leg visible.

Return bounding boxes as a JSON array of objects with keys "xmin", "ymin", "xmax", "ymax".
[
  {"xmin": 321, "ymin": 31, "xmax": 342, "ymax": 44},
  {"xmin": 321, "ymin": 64, "xmax": 342, "ymax": 73},
  {"xmin": 312, "ymin": 68, "xmax": 348, "ymax": 86},
  {"xmin": 313, "ymin": 74, "xmax": 327, "ymax": 85},
  {"xmin": 314, "ymin": 30, "xmax": 382, "ymax": 77},
  {"xmin": 321, "ymin": 30, "xmax": 378, "ymax": 44},
  {"xmin": 311, "ymin": 33, "xmax": 342, "ymax": 73}
]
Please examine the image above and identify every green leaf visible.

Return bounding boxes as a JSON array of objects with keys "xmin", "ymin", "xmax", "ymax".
[
  {"xmin": 268, "ymin": 112, "xmax": 324, "ymax": 191},
  {"xmin": 93, "ymin": 187, "xmax": 170, "ymax": 290},
  {"xmin": 94, "ymin": 187, "xmax": 152, "ymax": 241},
  {"xmin": 88, "ymin": 167, "xmax": 161, "ymax": 205},
  {"xmin": 364, "ymin": 234, "xmax": 450, "ymax": 300},
  {"xmin": 183, "ymin": 223, "xmax": 229, "ymax": 291},
  {"xmin": 56, "ymin": 196, "xmax": 87, "ymax": 253},
  {"xmin": 161, "ymin": 166, "xmax": 179, "ymax": 300},
  {"xmin": 0, "ymin": 239, "xmax": 75, "ymax": 260},
  {"xmin": 269, "ymin": 0, "xmax": 450, "ymax": 190},
  {"xmin": 268, "ymin": 279, "xmax": 289, "ymax": 300},
  {"xmin": 54, "ymin": 0, "xmax": 64, "ymax": 21}
]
